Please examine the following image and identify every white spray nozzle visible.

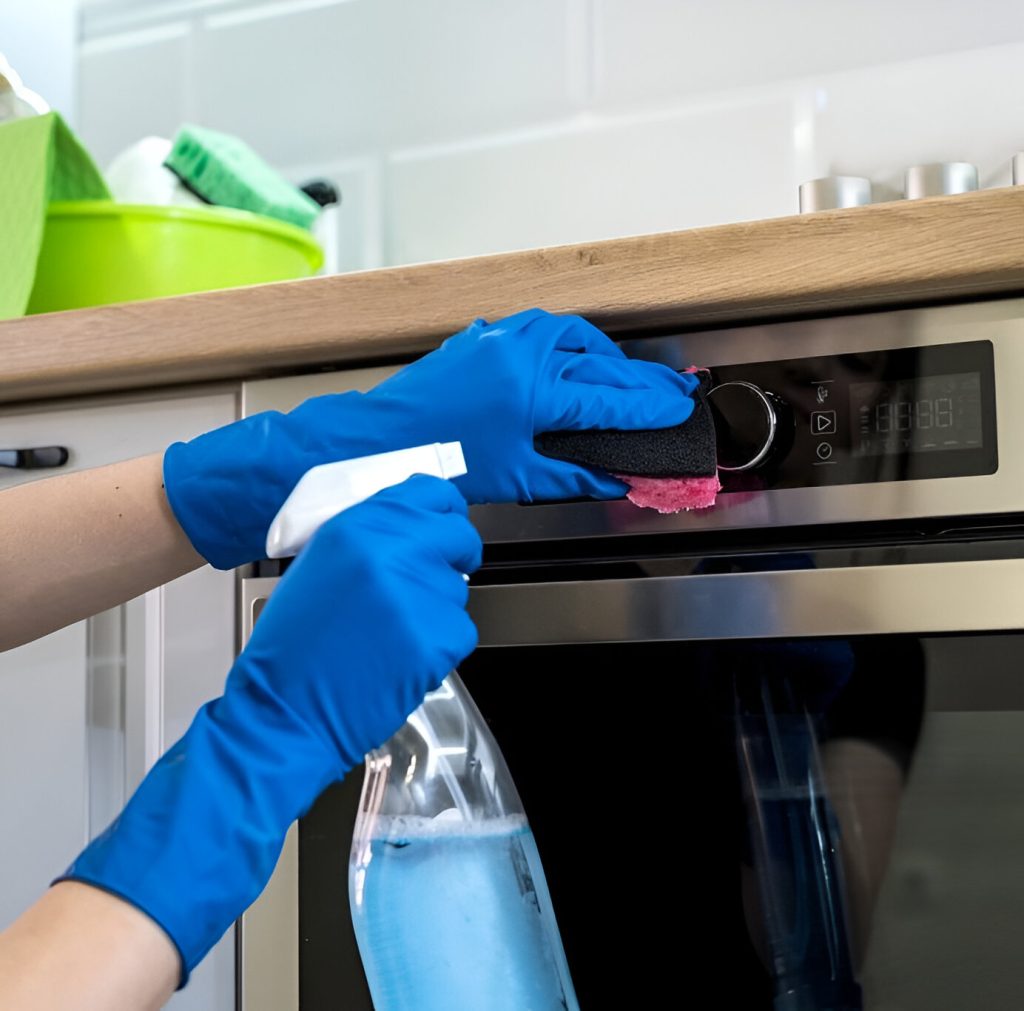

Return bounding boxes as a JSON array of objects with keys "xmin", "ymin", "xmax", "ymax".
[{"xmin": 266, "ymin": 441, "xmax": 467, "ymax": 559}]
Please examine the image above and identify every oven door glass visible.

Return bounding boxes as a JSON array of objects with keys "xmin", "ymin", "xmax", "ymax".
[{"xmin": 296, "ymin": 628, "xmax": 1024, "ymax": 1011}]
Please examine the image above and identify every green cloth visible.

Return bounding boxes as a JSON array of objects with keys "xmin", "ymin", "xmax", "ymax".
[{"xmin": 0, "ymin": 112, "xmax": 109, "ymax": 319}]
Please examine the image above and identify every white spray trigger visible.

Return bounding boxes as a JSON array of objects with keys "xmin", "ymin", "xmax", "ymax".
[{"xmin": 266, "ymin": 442, "xmax": 467, "ymax": 559}]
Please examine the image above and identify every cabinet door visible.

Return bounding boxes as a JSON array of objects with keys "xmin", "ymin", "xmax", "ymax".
[{"xmin": 0, "ymin": 390, "xmax": 236, "ymax": 1010}]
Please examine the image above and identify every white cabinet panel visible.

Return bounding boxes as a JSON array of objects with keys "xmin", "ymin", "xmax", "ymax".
[
  {"xmin": 0, "ymin": 389, "xmax": 237, "ymax": 1010},
  {"xmin": 160, "ymin": 493, "xmax": 250, "ymax": 1011},
  {"xmin": 0, "ymin": 392, "xmax": 234, "ymax": 491},
  {"xmin": 244, "ymin": 366, "xmax": 397, "ymax": 416},
  {"xmin": 0, "ymin": 622, "xmax": 87, "ymax": 928}
]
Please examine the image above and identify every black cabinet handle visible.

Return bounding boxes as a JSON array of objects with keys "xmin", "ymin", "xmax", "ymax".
[{"xmin": 0, "ymin": 447, "xmax": 70, "ymax": 470}]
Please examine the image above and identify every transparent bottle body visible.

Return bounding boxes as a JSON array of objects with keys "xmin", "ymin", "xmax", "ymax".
[{"xmin": 350, "ymin": 672, "xmax": 579, "ymax": 1011}]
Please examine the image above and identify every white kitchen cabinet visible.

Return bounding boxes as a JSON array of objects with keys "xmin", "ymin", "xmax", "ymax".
[{"xmin": 0, "ymin": 389, "xmax": 237, "ymax": 1010}]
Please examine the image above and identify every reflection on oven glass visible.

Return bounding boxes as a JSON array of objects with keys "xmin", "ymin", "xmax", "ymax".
[
  {"xmin": 456, "ymin": 628, "xmax": 929, "ymax": 1009},
  {"xmin": 681, "ymin": 551, "xmax": 925, "ymax": 1008},
  {"xmin": 717, "ymin": 636, "xmax": 925, "ymax": 1011}
]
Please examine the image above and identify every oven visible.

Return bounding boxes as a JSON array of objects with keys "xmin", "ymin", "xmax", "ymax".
[{"xmin": 239, "ymin": 297, "xmax": 1024, "ymax": 1010}]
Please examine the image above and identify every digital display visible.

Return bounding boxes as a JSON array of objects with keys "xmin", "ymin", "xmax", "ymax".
[{"xmin": 850, "ymin": 372, "xmax": 983, "ymax": 457}]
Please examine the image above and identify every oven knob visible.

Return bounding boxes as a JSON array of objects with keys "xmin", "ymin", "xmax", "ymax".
[{"xmin": 707, "ymin": 381, "xmax": 781, "ymax": 472}]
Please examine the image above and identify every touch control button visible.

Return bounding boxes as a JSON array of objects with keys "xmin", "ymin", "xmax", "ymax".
[{"xmin": 811, "ymin": 410, "xmax": 836, "ymax": 436}]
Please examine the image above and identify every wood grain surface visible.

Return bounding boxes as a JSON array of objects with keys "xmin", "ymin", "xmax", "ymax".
[{"xmin": 2, "ymin": 187, "xmax": 1022, "ymax": 405}]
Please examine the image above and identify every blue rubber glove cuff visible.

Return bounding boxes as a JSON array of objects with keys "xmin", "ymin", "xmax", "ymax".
[
  {"xmin": 58, "ymin": 687, "xmax": 339, "ymax": 985},
  {"xmin": 163, "ymin": 406, "xmax": 336, "ymax": 571}
]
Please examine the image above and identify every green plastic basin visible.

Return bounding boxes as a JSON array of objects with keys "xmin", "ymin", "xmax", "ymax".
[{"xmin": 27, "ymin": 200, "xmax": 324, "ymax": 314}]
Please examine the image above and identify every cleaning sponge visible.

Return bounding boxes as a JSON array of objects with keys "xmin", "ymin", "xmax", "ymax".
[
  {"xmin": 535, "ymin": 370, "xmax": 721, "ymax": 512},
  {"xmin": 164, "ymin": 124, "xmax": 320, "ymax": 230}
]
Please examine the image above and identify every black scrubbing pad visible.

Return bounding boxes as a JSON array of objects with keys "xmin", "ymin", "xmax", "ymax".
[{"xmin": 534, "ymin": 372, "xmax": 717, "ymax": 478}]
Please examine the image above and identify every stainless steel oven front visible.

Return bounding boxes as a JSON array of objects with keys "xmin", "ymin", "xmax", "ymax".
[{"xmin": 239, "ymin": 298, "xmax": 1024, "ymax": 1010}]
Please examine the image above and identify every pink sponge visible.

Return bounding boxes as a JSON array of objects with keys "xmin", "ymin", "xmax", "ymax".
[
  {"xmin": 618, "ymin": 363, "xmax": 720, "ymax": 512},
  {"xmin": 617, "ymin": 473, "xmax": 721, "ymax": 513}
]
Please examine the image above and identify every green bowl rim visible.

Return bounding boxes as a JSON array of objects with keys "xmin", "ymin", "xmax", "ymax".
[{"xmin": 46, "ymin": 199, "xmax": 324, "ymax": 271}]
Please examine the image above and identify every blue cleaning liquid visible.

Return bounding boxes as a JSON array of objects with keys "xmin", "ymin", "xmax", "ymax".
[{"xmin": 350, "ymin": 815, "xmax": 578, "ymax": 1011}]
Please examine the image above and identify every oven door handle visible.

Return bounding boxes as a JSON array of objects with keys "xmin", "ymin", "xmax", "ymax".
[{"xmin": 468, "ymin": 558, "xmax": 1024, "ymax": 645}]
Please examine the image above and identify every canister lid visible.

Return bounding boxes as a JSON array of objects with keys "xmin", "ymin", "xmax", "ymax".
[
  {"xmin": 798, "ymin": 176, "xmax": 872, "ymax": 213},
  {"xmin": 904, "ymin": 162, "xmax": 978, "ymax": 199}
]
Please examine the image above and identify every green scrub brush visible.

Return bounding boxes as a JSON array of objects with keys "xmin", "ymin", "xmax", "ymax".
[{"xmin": 164, "ymin": 124, "xmax": 320, "ymax": 230}]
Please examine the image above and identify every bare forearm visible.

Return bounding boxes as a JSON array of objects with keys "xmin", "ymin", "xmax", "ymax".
[
  {"xmin": 0, "ymin": 882, "xmax": 179, "ymax": 1010},
  {"xmin": 822, "ymin": 737, "xmax": 905, "ymax": 966},
  {"xmin": 0, "ymin": 453, "xmax": 203, "ymax": 651}
]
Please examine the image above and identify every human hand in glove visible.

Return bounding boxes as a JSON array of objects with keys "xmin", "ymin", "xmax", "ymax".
[
  {"xmin": 59, "ymin": 475, "xmax": 481, "ymax": 982},
  {"xmin": 164, "ymin": 308, "xmax": 698, "ymax": 569}
]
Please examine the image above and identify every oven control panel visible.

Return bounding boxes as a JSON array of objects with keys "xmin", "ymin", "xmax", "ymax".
[{"xmin": 708, "ymin": 340, "xmax": 997, "ymax": 491}]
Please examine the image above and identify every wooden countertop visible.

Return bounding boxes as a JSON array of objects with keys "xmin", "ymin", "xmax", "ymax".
[{"xmin": 2, "ymin": 187, "xmax": 1023, "ymax": 405}]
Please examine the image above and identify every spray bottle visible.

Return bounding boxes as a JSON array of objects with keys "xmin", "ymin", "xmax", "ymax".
[{"xmin": 267, "ymin": 445, "xmax": 579, "ymax": 1011}]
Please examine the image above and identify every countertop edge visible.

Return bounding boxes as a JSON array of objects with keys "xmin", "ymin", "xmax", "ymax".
[{"xmin": 2, "ymin": 187, "xmax": 1023, "ymax": 405}]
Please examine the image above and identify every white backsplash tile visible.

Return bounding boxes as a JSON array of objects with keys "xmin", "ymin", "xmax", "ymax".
[
  {"xmin": 384, "ymin": 94, "xmax": 800, "ymax": 266},
  {"xmin": 77, "ymin": 24, "xmax": 190, "ymax": 168},
  {"xmin": 593, "ymin": 0, "xmax": 1024, "ymax": 111},
  {"xmin": 192, "ymin": 0, "xmax": 580, "ymax": 167},
  {"xmin": 808, "ymin": 42, "xmax": 1024, "ymax": 194},
  {"xmin": 72, "ymin": 5, "xmax": 1024, "ymax": 272}
]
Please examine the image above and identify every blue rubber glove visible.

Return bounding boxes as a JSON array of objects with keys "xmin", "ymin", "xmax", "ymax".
[
  {"xmin": 59, "ymin": 475, "xmax": 481, "ymax": 983},
  {"xmin": 164, "ymin": 308, "xmax": 697, "ymax": 569}
]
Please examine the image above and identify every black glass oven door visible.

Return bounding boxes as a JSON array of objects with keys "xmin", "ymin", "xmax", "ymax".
[{"xmin": 270, "ymin": 549, "xmax": 1024, "ymax": 1010}]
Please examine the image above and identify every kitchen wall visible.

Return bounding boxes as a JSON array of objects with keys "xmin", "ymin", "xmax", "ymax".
[
  {"xmin": 77, "ymin": 0, "xmax": 1024, "ymax": 273},
  {"xmin": 3, "ymin": 0, "xmax": 77, "ymax": 117}
]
